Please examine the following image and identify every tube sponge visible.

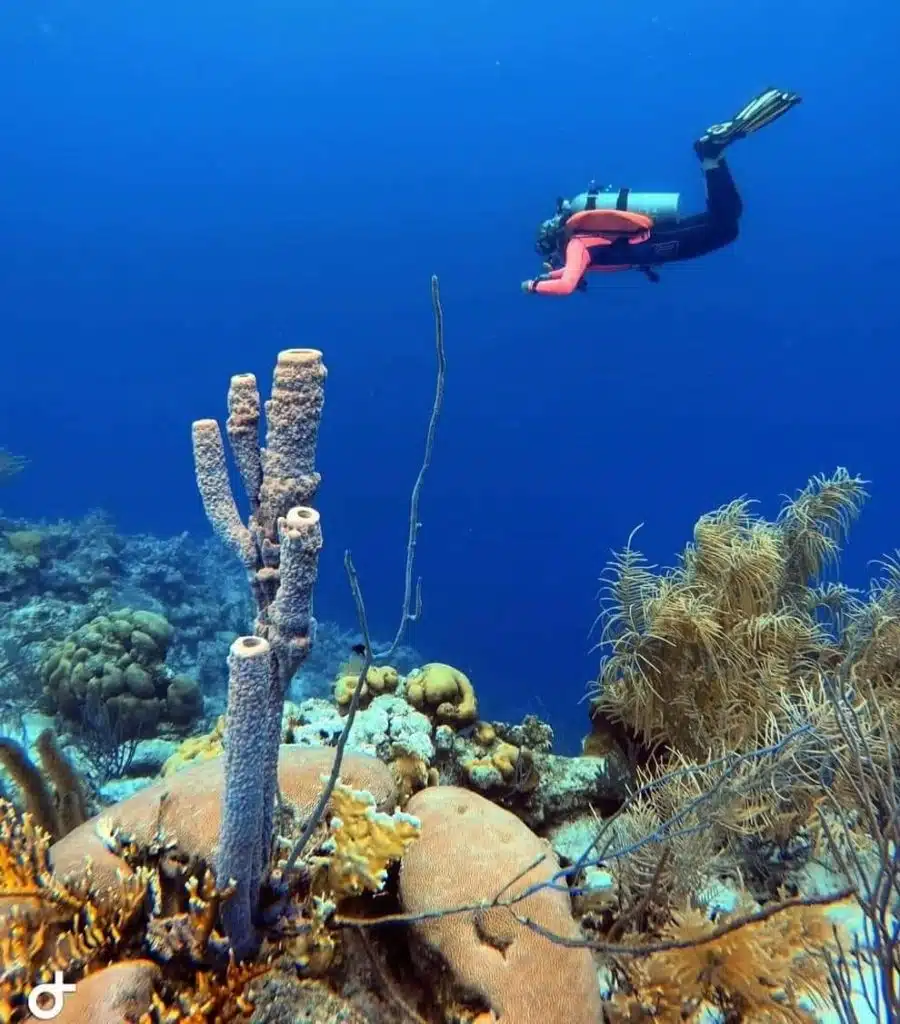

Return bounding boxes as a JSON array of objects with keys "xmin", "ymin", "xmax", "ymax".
[
  {"xmin": 268, "ymin": 506, "xmax": 323, "ymax": 654},
  {"xmin": 258, "ymin": 348, "xmax": 327, "ymax": 537},
  {"xmin": 191, "ymin": 419, "xmax": 256, "ymax": 569},
  {"xmin": 225, "ymin": 373, "xmax": 264, "ymax": 514},
  {"xmin": 216, "ymin": 635, "xmax": 272, "ymax": 959}
]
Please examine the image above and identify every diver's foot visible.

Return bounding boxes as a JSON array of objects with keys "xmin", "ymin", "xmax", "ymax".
[
  {"xmin": 694, "ymin": 87, "xmax": 801, "ymax": 161},
  {"xmin": 693, "ymin": 131, "xmax": 732, "ymax": 162}
]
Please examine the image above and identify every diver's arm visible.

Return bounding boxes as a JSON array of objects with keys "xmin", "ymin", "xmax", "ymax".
[{"xmin": 523, "ymin": 238, "xmax": 591, "ymax": 295}]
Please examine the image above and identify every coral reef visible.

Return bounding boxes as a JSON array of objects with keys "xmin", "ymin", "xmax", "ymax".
[
  {"xmin": 4, "ymin": 331, "xmax": 899, "ymax": 1024},
  {"xmin": 0, "ymin": 512, "xmax": 250, "ymax": 715}
]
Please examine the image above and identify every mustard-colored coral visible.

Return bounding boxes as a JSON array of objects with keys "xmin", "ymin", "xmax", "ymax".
[
  {"xmin": 334, "ymin": 665, "xmax": 399, "ymax": 710},
  {"xmin": 162, "ymin": 716, "xmax": 225, "ymax": 776},
  {"xmin": 321, "ymin": 781, "xmax": 420, "ymax": 898},
  {"xmin": 389, "ymin": 752, "xmax": 431, "ymax": 805},
  {"xmin": 405, "ymin": 663, "xmax": 477, "ymax": 726},
  {"xmin": 463, "ymin": 740, "xmax": 521, "ymax": 787},
  {"xmin": 473, "ymin": 721, "xmax": 496, "ymax": 746}
]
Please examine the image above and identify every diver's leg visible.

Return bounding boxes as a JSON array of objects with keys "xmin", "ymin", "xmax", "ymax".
[
  {"xmin": 642, "ymin": 158, "xmax": 740, "ymax": 262},
  {"xmin": 700, "ymin": 156, "xmax": 743, "ymax": 222}
]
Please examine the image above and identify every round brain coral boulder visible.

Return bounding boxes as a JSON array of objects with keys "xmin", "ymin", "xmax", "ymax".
[
  {"xmin": 399, "ymin": 786, "xmax": 602, "ymax": 1024},
  {"xmin": 39, "ymin": 608, "xmax": 203, "ymax": 737}
]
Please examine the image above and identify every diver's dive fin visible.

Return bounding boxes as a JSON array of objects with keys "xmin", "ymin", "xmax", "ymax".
[{"xmin": 694, "ymin": 87, "xmax": 801, "ymax": 160}]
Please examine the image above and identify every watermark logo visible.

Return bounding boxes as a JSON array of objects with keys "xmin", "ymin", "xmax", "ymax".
[{"xmin": 27, "ymin": 972, "xmax": 75, "ymax": 1020}]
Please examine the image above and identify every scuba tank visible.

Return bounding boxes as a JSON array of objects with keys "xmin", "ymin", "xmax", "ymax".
[{"xmin": 564, "ymin": 184, "xmax": 680, "ymax": 223}]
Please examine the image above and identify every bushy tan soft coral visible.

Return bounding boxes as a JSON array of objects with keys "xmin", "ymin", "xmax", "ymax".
[
  {"xmin": 593, "ymin": 471, "xmax": 868, "ymax": 759},
  {"xmin": 608, "ymin": 898, "xmax": 840, "ymax": 1023}
]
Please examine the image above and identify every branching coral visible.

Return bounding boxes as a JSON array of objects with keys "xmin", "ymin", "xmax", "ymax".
[
  {"xmin": 317, "ymin": 781, "xmax": 420, "ymax": 898},
  {"xmin": 0, "ymin": 800, "xmax": 149, "ymax": 1019}
]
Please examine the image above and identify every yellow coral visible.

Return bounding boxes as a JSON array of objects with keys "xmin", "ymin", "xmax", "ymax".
[
  {"xmin": 334, "ymin": 665, "xmax": 399, "ymax": 710},
  {"xmin": 474, "ymin": 722, "xmax": 496, "ymax": 746},
  {"xmin": 162, "ymin": 717, "xmax": 225, "ymax": 776},
  {"xmin": 322, "ymin": 781, "xmax": 420, "ymax": 898},
  {"xmin": 405, "ymin": 663, "xmax": 477, "ymax": 726}
]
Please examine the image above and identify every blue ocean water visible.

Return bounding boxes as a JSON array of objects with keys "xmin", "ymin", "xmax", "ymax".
[{"xmin": 1, "ymin": 0, "xmax": 897, "ymax": 752}]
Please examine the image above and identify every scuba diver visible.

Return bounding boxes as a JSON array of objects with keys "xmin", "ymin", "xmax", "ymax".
[{"xmin": 521, "ymin": 87, "xmax": 801, "ymax": 295}]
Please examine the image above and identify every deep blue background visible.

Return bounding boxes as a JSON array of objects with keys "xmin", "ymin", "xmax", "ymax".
[{"xmin": 1, "ymin": 0, "xmax": 898, "ymax": 751}]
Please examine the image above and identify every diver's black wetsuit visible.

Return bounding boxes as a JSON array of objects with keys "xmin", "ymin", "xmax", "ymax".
[{"xmin": 592, "ymin": 161, "xmax": 742, "ymax": 273}]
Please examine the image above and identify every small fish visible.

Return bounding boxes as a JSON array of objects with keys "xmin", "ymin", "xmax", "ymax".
[{"xmin": 350, "ymin": 643, "xmax": 368, "ymax": 657}]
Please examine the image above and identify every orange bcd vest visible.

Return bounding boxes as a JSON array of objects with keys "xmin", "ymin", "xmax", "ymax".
[{"xmin": 565, "ymin": 208, "xmax": 653, "ymax": 274}]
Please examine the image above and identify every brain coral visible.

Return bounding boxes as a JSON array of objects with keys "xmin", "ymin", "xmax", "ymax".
[{"xmin": 399, "ymin": 786, "xmax": 601, "ymax": 1024}]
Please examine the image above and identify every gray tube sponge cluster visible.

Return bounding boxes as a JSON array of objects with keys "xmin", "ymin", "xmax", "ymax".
[{"xmin": 190, "ymin": 348, "xmax": 326, "ymax": 957}]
